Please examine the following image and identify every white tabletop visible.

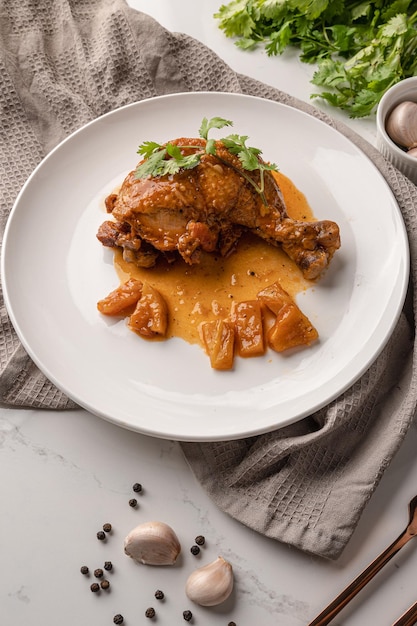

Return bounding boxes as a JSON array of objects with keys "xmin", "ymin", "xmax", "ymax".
[{"xmin": 2, "ymin": 2, "xmax": 417, "ymax": 625}]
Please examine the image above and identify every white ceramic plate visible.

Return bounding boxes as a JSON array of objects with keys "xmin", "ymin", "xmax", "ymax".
[{"xmin": 2, "ymin": 92, "xmax": 409, "ymax": 441}]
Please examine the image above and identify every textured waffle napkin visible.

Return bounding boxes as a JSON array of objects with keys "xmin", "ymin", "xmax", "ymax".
[{"xmin": 1, "ymin": 0, "xmax": 417, "ymax": 560}]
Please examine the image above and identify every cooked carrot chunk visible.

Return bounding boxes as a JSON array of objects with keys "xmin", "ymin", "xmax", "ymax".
[
  {"xmin": 267, "ymin": 302, "xmax": 318, "ymax": 352},
  {"xmin": 258, "ymin": 281, "xmax": 318, "ymax": 352},
  {"xmin": 257, "ymin": 281, "xmax": 292, "ymax": 315},
  {"xmin": 128, "ymin": 283, "xmax": 168, "ymax": 338},
  {"xmin": 97, "ymin": 278, "xmax": 143, "ymax": 316},
  {"xmin": 200, "ymin": 319, "xmax": 235, "ymax": 370},
  {"xmin": 230, "ymin": 300, "xmax": 265, "ymax": 358}
]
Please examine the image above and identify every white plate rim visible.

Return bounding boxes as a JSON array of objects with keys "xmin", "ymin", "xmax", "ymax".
[{"xmin": 1, "ymin": 91, "xmax": 410, "ymax": 441}]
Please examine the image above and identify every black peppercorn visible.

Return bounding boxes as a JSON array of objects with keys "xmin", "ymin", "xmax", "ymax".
[
  {"xmin": 100, "ymin": 579, "xmax": 110, "ymax": 590},
  {"xmin": 228, "ymin": 622, "xmax": 237, "ymax": 626},
  {"xmin": 103, "ymin": 522, "xmax": 112, "ymax": 533},
  {"xmin": 154, "ymin": 589, "xmax": 164, "ymax": 600},
  {"xmin": 90, "ymin": 582, "xmax": 100, "ymax": 593},
  {"xmin": 145, "ymin": 607, "xmax": 156, "ymax": 618},
  {"xmin": 97, "ymin": 530, "xmax": 106, "ymax": 541},
  {"xmin": 113, "ymin": 615, "xmax": 124, "ymax": 625},
  {"xmin": 190, "ymin": 545, "xmax": 200, "ymax": 556},
  {"xmin": 80, "ymin": 565, "xmax": 89, "ymax": 575},
  {"xmin": 94, "ymin": 568, "xmax": 104, "ymax": 578},
  {"xmin": 183, "ymin": 610, "xmax": 193, "ymax": 621},
  {"xmin": 128, "ymin": 498, "xmax": 138, "ymax": 508},
  {"xmin": 133, "ymin": 482, "xmax": 142, "ymax": 493},
  {"xmin": 104, "ymin": 561, "xmax": 113, "ymax": 571},
  {"xmin": 195, "ymin": 535, "xmax": 205, "ymax": 546}
]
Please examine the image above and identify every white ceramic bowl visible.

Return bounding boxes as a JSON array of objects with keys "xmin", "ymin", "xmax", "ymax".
[{"xmin": 376, "ymin": 76, "xmax": 417, "ymax": 185}]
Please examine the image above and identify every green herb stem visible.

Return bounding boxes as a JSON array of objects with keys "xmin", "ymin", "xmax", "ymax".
[{"xmin": 211, "ymin": 152, "xmax": 268, "ymax": 204}]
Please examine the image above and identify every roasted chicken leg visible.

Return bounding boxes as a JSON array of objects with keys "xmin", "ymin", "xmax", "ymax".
[{"xmin": 97, "ymin": 138, "xmax": 340, "ymax": 280}]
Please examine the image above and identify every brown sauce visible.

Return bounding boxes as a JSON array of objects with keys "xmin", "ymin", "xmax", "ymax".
[{"xmin": 113, "ymin": 172, "xmax": 315, "ymax": 345}]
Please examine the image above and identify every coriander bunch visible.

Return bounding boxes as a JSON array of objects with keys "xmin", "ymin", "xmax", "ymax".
[{"xmin": 214, "ymin": 0, "xmax": 417, "ymax": 117}]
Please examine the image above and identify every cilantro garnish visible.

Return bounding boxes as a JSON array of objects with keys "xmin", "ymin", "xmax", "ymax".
[
  {"xmin": 214, "ymin": 1, "xmax": 417, "ymax": 118},
  {"xmin": 199, "ymin": 116, "xmax": 233, "ymax": 138},
  {"xmin": 134, "ymin": 117, "xmax": 278, "ymax": 204}
]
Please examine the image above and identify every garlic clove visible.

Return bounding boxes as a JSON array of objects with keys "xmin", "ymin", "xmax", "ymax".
[
  {"xmin": 386, "ymin": 100, "xmax": 417, "ymax": 150},
  {"xmin": 408, "ymin": 146, "xmax": 417, "ymax": 159},
  {"xmin": 185, "ymin": 555, "xmax": 234, "ymax": 606},
  {"xmin": 124, "ymin": 520, "xmax": 181, "ymax": 565}
]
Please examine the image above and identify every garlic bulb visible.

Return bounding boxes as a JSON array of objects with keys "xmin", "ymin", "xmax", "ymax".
[
  {"xmin": 185, "ymin": 556, "xmax": 234, "ymax": 606},
  {"xmin": 385, "ymin": 100, "xmax": 417, "ymax": 149},
  {"xmin": 124, "ymin": 521, "xmax": 181, "ymax": 565}
]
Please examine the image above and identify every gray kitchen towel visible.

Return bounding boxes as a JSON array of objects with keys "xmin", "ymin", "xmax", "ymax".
[{"xmin": 1, "ymin": 0, "xmax": 416, "ymax": 559}]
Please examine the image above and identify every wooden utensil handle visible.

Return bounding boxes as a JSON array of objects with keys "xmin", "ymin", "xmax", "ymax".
[
  {"xmin": 307, "ymin": 530, "xmax": 411, "ymax": 626},
  {"xmin": 392, "ymin": 601, "xmax": 417, "ymax": 626}
]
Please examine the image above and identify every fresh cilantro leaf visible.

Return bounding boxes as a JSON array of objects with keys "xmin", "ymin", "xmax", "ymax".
[
  {"xmin": 381, "ymin": 13, "xmax": 408, "ymax": 37},
  {"xmin": 165, "ymin": 144, "xmax": 202, "ymax": 172},
  {"xmin": 199, "ymin": 116, "xmax": 233, "ymax": 140},
  {"xmin": 263, "ymin": 161, "xmax": 279, "ymax": 172},
  {"xmin": 134, "ymin": 149, "xmax": 167, "ymax": 178},
  {"xmin": 220, "ymin": 131, "xmax": 273, "ymax": 169},
  {"xmin": 382, "ymin": 1, "xmax": 414, "ymax": 22},
  {"xmin": 235, "ymin": 36, "xmax": 261, "ymax": 50},
  {"xmin": 288, "ymin": 0, "xmax": 330, "ymax": 21},
  {"xmin": 260, "ymin": 0, "xmax": 287, "ymax": 21},
  {"xmin": 135, "ymin": 148, "xmax": 202, "ymax": 179},
  {"xmin": 367, "ymin": 64, "xmax": 401, "ymax": 93},
  {"xmin": 351, "ymin": 2, "xmax": 372, "ymax": 22},
  {"xmin": 165, "ymin": 143, "xmax": 183, "ymax": 160},
  {"xmin": 220, "ymin": 133, "xmax": 248, "ymax": 153},
  {"xmin": 157, "ymin": 158, "xmax": 183, "ymax": 176},
  {"xmin": 328, "ymin": 25, "xmax": 356, "ymax": 54},
  {"xmin": 214, "ymin": 0, "xmax": 258, "ymax": 38},
  {"xmin": 161, "ymin": 154, "xmax": 202, "ymax": 175},
  {"xmin": 349, "ymin": 88, "xmax": 384, "ymax": 118},
  {"xmin": 137, "ymin": 141, "xmax": 163, "ymax": 158},
  {"xmin": 266, "ymin": 21, "xmax": 294, "ymax": 56},
  {"xmin": 311, "ymin": 59, "xmax": 347, "ymax": 88},
  {"xmin": 175, "ymin": 154, "xmax": 203, "ymax": 170},
  {"xmin": 221, "ymin": 135, "xmax": 262, "ymax": 169},
  {"xmin": 311, "ymin": 90, "xmax": 344, "ymax": 109}
]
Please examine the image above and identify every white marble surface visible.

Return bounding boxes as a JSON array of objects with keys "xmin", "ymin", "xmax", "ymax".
[
  {"xmin": 2, "ymin": 2, "xmax": 417, "ymax": 625},
  {"xmin": 2, "ymin": 407, "xmax": 417, "ymax": 625}
]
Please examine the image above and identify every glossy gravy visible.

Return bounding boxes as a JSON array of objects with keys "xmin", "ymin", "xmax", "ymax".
[{"xmin": 113, "ymin": 172, "xmax": 315, "ymax": 345}]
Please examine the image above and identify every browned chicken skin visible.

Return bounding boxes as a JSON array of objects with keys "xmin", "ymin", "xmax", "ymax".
[{"xmin": 97, "ymin": 138, "xmax": 340, "ymax": 280}]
